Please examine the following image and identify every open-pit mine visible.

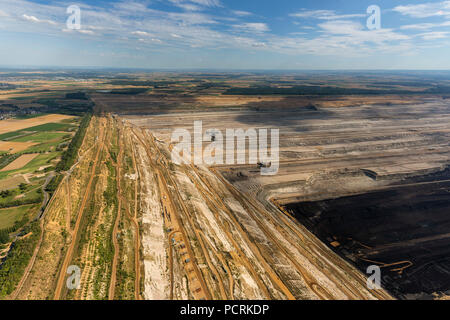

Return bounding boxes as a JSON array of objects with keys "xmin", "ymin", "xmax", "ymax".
[{"xmin": 2, "ymin": 71, "xmax": 449, "ymax": 300}]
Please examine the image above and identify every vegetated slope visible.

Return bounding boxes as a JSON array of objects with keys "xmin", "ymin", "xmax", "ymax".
[
  {"xmin": 12, "ymin": 116, "xmax": 141, "ymax": 300},
  {"xmin": 56, "ymin": 113, "xmax": 92, "ymax": 172}
]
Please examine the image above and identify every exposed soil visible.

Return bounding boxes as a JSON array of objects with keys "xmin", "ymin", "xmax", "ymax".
[
  {"xmin": 1, "ymin": 153, "xmax": 38, "ymax": 171},
  {"xmin": 0, "ymin": 141, "xmax": 37, "ymax": 154},
  {"xmin": 0, "ymin": 114, "xmax": 75, "ymax": 135}
]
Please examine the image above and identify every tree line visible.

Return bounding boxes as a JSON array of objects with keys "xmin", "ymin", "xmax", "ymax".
[{"xmin": 56, "ymin": 113, "xmax": 92, "ymax": 172}]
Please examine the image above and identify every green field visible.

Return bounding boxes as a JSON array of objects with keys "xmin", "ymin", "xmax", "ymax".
[
  {"xmin": 0, "ymin": 152, "xmax": 60, "ymax": 179},
  {"xmin": 0, "ymin": 113, "xmax": 81, "ymax": 249},
  {"xmin": 0, "ymin": 205, "xmax": 36, "ymax": 229},
  {"xmin": 0, "ymin": 175, "xmax": 26, "ymax": 191},
  {"xmin": 0, "ymin": 117, "xmax": 78, "ymax": 176},
  {"xmin": 0, "ymin": 184, "xmax": 43, "ymax": 207},
  {"xmin": 20, "ymin": 122, "xmax": 75, "ymax": 132},
  {"xmin": 0, "ymin": 122, "xmax": 76, "ymax": 141},
  {"xmin": 11, "ymin": 132, "xmax": 69, "ymax": 143},
  {"xmin": 19, "ymin": 141, "xmax": 64, "ymax": 154}
]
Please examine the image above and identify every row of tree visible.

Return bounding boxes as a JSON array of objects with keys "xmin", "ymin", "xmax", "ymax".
[{"xmin": 56, "ymin": 113, "xmax": 92, "ymax": 172}]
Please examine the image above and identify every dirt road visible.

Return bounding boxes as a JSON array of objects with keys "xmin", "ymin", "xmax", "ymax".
[
  {"xmin": 129, "ymin": 131, "xmax": 142, "ymax": 300},
  {"xmin": 108, "ymin": 121, "xmax": 124, "ymax": 300},
  {"xmin": 53, "ymin": 120, "xmax": 106, "ymax": 300}
]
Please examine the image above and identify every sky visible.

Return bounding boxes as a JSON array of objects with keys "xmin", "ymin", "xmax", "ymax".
[{"xmin": 1, "ymin": 0, "xmax": 450, "ymax": 69}]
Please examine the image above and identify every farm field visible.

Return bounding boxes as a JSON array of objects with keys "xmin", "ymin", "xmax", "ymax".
[
  {"xmin": 0, "ymin": 175, "xmax": 26, "ymax": 191},
  {"xmin": 0, "ymin": 114, "xmax": 75, "ymax": 135},
  {"xmin": 1, "ymin": 154, "xmax": 39, "ymax": 172},
  {"xmin": 0, "ymin": 123, "xmax": 75, "ymax": 141},
  {"xmin": 0, "ymin": 110, "xmax": 83, "ymax": 299},
  {"xmin": 0, "ymin": 141, "xmax": 37, "ymax": 154}
]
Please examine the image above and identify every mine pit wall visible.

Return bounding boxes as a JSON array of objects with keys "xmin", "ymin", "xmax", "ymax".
[
  {"xmin": 211, "ymin": 166, "xmax": 391, "ymax": 300},
  {"xmin": 271, "ymin": 166, "xmax": 450, "ymax": 300},
  {"xmin": 224, "ymin": 168, "xmax": 382, "ymax": 204},
  {"xmin": 127, "ymin": 126, "xmax": 389, "ymax": 300},
  {"xmin": 123, "ymin": 100, "xmax": 450, "ymax": 300},
  {"xmin": 224, "ymin": 162, "xmax": 450, "ymax": 205},
  {"xmin": 218, "ymin": 162, "xmax": 450, "ymax": 300}
]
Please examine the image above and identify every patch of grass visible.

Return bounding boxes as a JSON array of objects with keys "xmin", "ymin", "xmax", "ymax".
[
  {"xmin": 21, "ymin": 153, "xmax": 59, "ymax": 172},
  {"xmin": 0, "ymin": 221, "xmax": 41, "ymax": 297},
  {"xmin": 23, "ymin": 123, "xmax": 75, "ymax": 132},
  {"xmin": 0, "ymin": 131, "xmax": 30, "ymax": 141},
  {"xmin": 0, "ymin": 152, "xmax": 60, "ymax": 179},
  {"xmin": 0, "ymin": 184, "xmax": 43, "ymax": 209},
  {"xmin": 0, "ymin": 123, "xmax": 75, "ymax": 141},
  {"xmin": 11, "ymin": 132, "xmax": 68, "ymax": 143},
  {"xmin": 0, "ymin": 175, "xmax": 25, "ymax": 191},
  {"xmin": 0, "ymin": 205, "xmax": 35, "ymax": 230},
  {"xmin": 60, "ymin": 118, "xmax": 79, "ymax": 124},
  {"xmin": 22, "ymin": 142, "xmax": 64, "ymax": 154},
  {"xmin": 0, "ymin": 154, "xmax": 20, "ymax": 171}
]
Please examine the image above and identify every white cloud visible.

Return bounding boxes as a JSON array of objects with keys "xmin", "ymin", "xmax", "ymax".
[
  {"xmin": 78, "ymin": 29, "xmax": 95, "ymax": 35},
  {"xmin": 167, "ymin": 11, "xmax": 217, "ymax": 25},
  {"xmin": 299, "ymin": 26, "xmax": 315, "ymax": 30},
  {"xmin": 169, "ymin": 0, "xmax": 221, "ymax": 10},
  {"xmin": 291, "ymin": 10, "xmax": 366, "ymax": 20},
  {"xmin": 23, "ymin": 14, "xmax": 39, "ymax": 23},
  {"xmin": 132, "ymin": 31, "xmax": 153, "ymax": 37},
  {"xmin": 318, "ymin": 20, "xmax": 409, "ymax": 40},
  {"xmin": 266, "ymin": 20, "xmax": 413, "ymax": 57},
  {"xmin": 251, "ymin": 42, "xmax": 266, "ymax": 47},
  {"xmin": 22, "ymin": 14, "xmax": 57, "ymax": 25},
  {"xmin": 138, "ymin": 37, "xmax": 163, "ymax": 44},
  {"xmin": 0, "ymin": 0, "xmax": 436, "ymax": 62},
  {"xmin": 418, "ymin": 31, "xmax": 449, "ymax": 40},
  {"xmin": 0, "ymin": 9, "xmax": 9, "ymax": 17},
  {"xmin": 393, "ymin": 1, "xmax": 450, "ymax": 18},
  {"xmin": 190, "ymin": 0, "xmax": 221, "ymax": 7},
  {"xmin": 233, "ymin": 22, "xmax": 270, "ymax": 33},
  {"xmin": 232, "ymin": 10, "xmax": 252, "ymax": 17},
  {"xmin": 62, "ymin": 28, "xmax": 95, "ymax": 35},
  {"xmin": 176, "ymin": 3, "xmax": 203, "ymax": 11},
  {"xmin": 113, "ymin": 1, "xmax": 151, "ymax": 13},
  {"xmin": 401, "ymin": 20, "xmax": 450, "ymax": 30}
]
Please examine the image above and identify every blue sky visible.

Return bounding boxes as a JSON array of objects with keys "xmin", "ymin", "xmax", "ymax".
[{"xmin": 1, "ymin": 0, "xmax": 450, "ymax": 69}]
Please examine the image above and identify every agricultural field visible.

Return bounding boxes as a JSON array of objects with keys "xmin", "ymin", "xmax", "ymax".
[
  {"xmin": 0, "ymin": 205, "xmax": 37, "ymax": 230},
  {"xmin": 0, "ymin": 114, "xmax": 75, "ymax": 135},
  {"xmin": 0, "ymin": 109, "xmax": 85, "ymax": 299},
  {"xmin": 1, "ymin": 154, "xmax": 39, "ymax": 172}
]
